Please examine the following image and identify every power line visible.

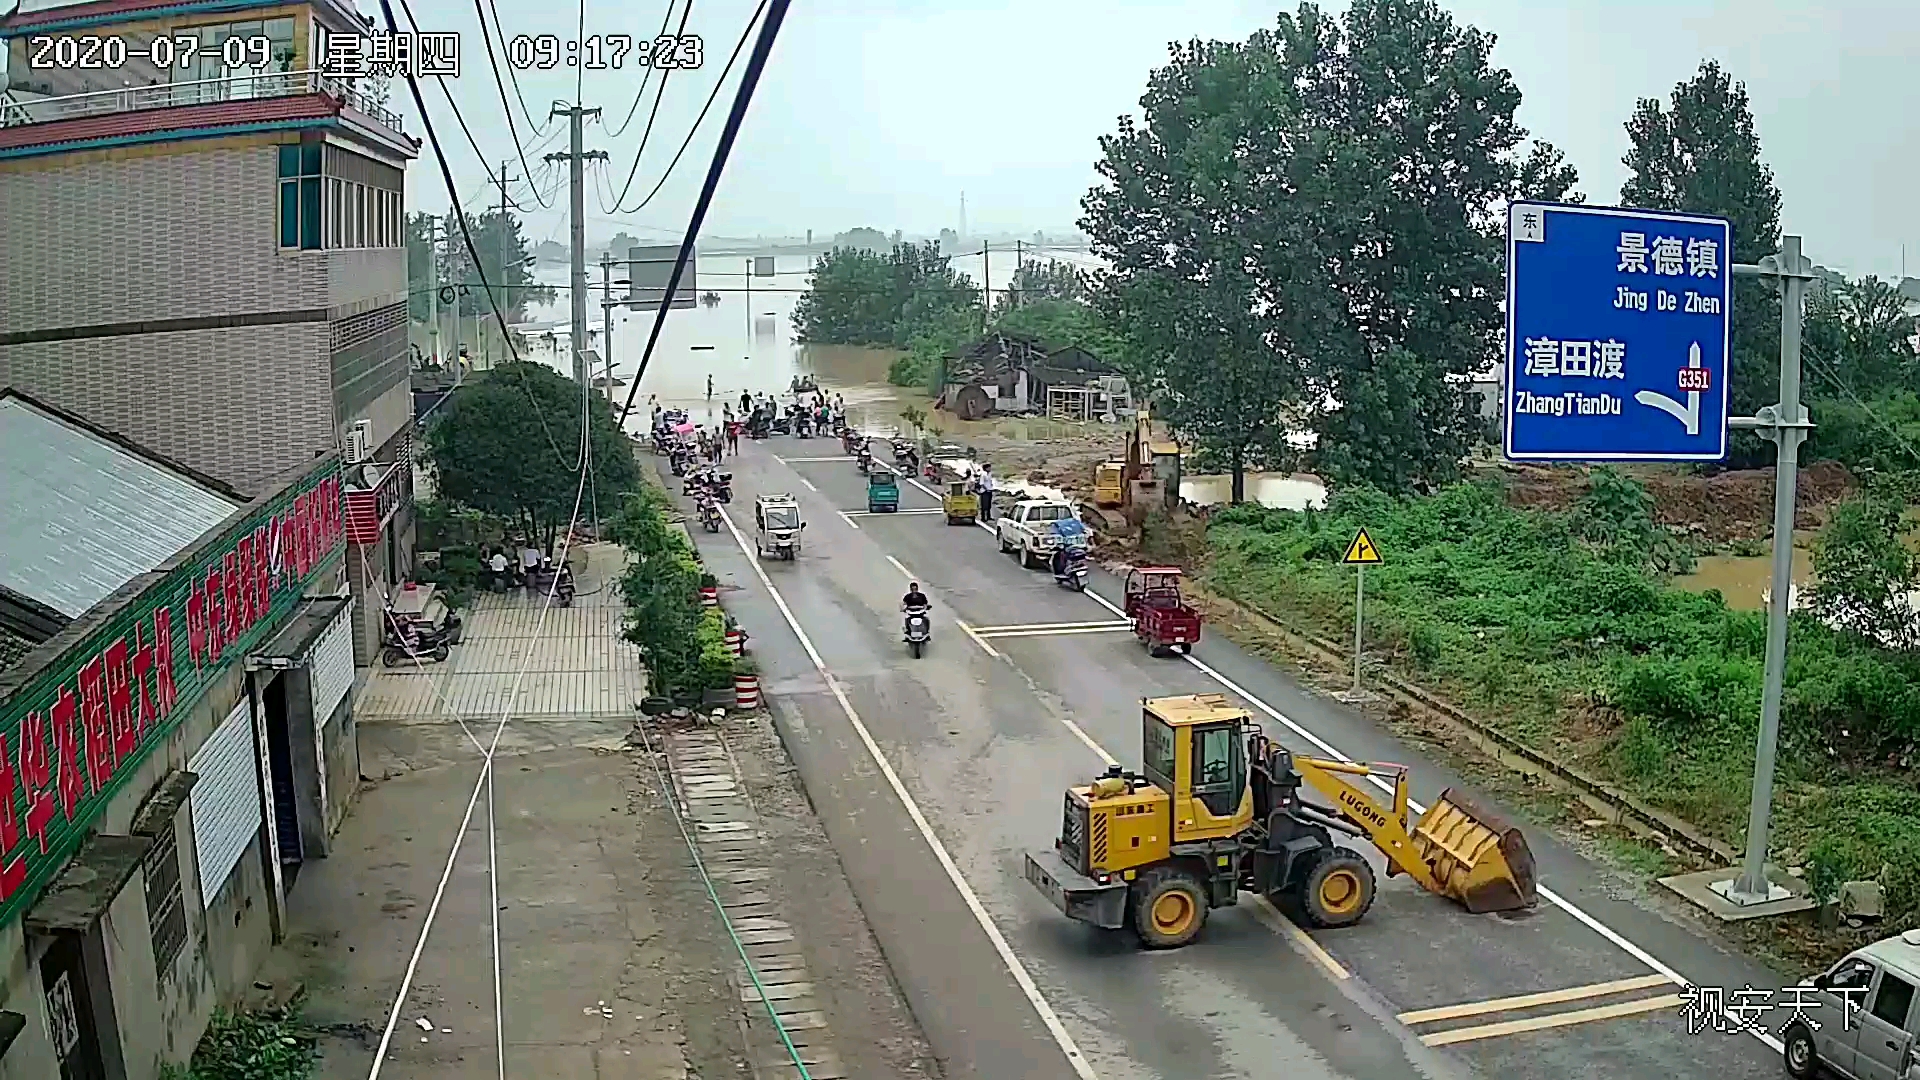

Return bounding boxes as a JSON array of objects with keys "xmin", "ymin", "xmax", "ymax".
[
  {"xmin": 484, "ymin": 0, "xmax": 554, "ymax": 134},
  {"xmin": 618, "ymin": 0, "xmax": 792, "ymax": 429},
  {"xmin": 382, "ymin": 0, "xmax": 576, "ymax": 473},
  {"xmin": 603, "ymin": 0, "xmax": 684, "ymax": 139},
  {"xmin": 470, "ymin": 0, "xmax": 551, "ymax": 206},
  {"xmin": 604, "ymin": 0, "xmax": 697, "ymax": 213},
  {"xmin": 615, "ymin": 0, "xmax": 767, "ymax": 216}
]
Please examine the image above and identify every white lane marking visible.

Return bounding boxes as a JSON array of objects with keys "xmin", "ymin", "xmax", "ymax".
[
  {"xmin": 885, "ymin": 555, "xmax": 912, "ymax": 579},
  {"xmin": 971, "ymin": 620, "xmax": 1134, "ymax": 634},
  {"xmin": 975, "ymin": 626, "xmax": 1135, "ymax": 640},
  {"xmin": 713, "ymin": 507, "xmax": 1101, "ymax": 1080},
  {"xmin": 846, "ymin": 508, "xmax": 943, "ymax": 517},
  {"xmin": 778, "ymin": 455, "xmax": 856, "ymax": 462},
  {"xmin": 837, "ymin": 511, "xmax": 861, "ymax": 530},
  {"xmin": 1079, "ymin": 584, "xmax": 1775, "ymax": 1050},
  {"xmin": 956, "ymin": 619, "xmax": 1002, "ymax": 659},
  {"xmin": 796, "ymin": 474, "xmax": 818, "ymax": 492}
]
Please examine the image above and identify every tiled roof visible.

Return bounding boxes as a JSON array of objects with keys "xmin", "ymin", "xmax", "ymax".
[
  {"xmin": 0, "ymin": 94, "xmax": 336, "ymax": 153},
  {"xmin": 0, "ymin": 628, "xmax": 35, "ymax": 676}
]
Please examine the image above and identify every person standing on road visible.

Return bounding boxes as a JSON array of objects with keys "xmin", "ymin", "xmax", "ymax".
[
  {"xmin": 740, "ymin": 390, "xmax": 752, "ymax": 415},
  {"xmin": 975, "ymin": 463, "xmax": 996, "ymax": 521},
  {"xmin": 726, "ymin": 419, "xmax": 740, "ymax": 454},
  {"xmin": 706, "ymin": 374, "xmax": 714, "ymax": 401}
]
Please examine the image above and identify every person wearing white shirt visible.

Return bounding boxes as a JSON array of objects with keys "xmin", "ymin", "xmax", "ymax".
[{"xmin": 976, "ymin": 464, "xmax": 996, "ymax": 521}]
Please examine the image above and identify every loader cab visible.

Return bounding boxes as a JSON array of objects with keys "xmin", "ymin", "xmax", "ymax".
[{"xmin": 1140, "ymin": 695, "xmax": 1253, "ymax": 842}]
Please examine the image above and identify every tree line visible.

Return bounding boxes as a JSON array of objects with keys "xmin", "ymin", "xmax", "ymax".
[{"xmin": 793, "ymin": 0, "xmax": 1917, "ymax": 500}]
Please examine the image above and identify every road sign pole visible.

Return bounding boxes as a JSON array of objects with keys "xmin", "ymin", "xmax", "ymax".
[
  {"xmin": 1352, "ymin": 564, "xmax": 1366, "ymax": 692},
  {"xmin": 1719, "ymin": 235, "xmax": 1815, "ymax": 906}
]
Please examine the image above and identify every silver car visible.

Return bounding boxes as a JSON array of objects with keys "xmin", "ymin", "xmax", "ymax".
[{"xmin": 1784, "ymin": 930, "xmax": 1920, "ymax": 1079}]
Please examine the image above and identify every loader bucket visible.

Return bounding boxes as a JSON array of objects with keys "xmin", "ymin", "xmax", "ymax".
[{"xmin": 1410, "ymin": 788, "xmax": 1538, "ymax": 914}]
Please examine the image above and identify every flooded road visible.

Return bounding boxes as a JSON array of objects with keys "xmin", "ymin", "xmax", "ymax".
[{"xmin": 1671, "ymin": 542, "xmax": 1817, "ymax": 612}]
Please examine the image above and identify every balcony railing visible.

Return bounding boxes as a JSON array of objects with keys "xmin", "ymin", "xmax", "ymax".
[{"xmin": 1, "ymin": 70, "xmax": 404, "ymax": 133}]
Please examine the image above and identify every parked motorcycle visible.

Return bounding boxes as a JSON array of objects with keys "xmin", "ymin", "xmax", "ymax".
[
  {"xmin": 712, "ymin": 472, "xmax": 733, "ymax": 503},
  {"xmin": 381, "ymin": 614, "xmax": 451, "ymax": 666},
  {"xmin": 856, "ymin": 444, "xmax": 872, "ymax": 473},
  {"xmin": 903, "ymin": 603, "xmax": 932, "ymax": 659},
  {"xmin": 796, "ymin": 414, "xmax": 813, "ymax": 438},
  {"xmin": 553, "ymin": 565, "xmax": 575, "ymax": 607},
  {"xmin": 698, "ymin": 496, "xmax": 722, "ymax": 533}
]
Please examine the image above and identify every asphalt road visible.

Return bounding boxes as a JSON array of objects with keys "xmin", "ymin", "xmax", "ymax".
[{"xmin": 672, "ymin": 430, "xmax": 1797, "ymax": 1080}]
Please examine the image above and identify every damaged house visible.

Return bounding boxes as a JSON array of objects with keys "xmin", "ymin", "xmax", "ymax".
[{"xmin": 938, "ymin": 331, "xmax": 1132, "ymax": 422}]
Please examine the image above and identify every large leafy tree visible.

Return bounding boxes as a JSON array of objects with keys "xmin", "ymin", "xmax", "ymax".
[
  {"xmin": 794, "ymin": 241, "xmax": 980, "ymax": 349},
  {"xmin": 994, "ymin": 258, "xmax": 1089, "ymax": 315},
  {"xmin": 1621, "ymin": 60, "xmax": 1782, "ymax": 464},
  {"xmin": 425, "ymin": 361, "xmax": 638, "ymax": 550},
  {"xmin": 440, "ymin": 208, "xmax": 556, "ymax": 319},
  {"xmin": 1084, "ymin": 0, "xmax": 1576, "ymax": 499},
  {"xmin": 1275, "ymin": 0, "xmax": 1580, "ymax": 491}
]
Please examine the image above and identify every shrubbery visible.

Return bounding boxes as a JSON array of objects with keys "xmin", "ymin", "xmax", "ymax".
[{"xmin": 1204, "ymin": 475, "xmax": 1920, "ymax": 918}]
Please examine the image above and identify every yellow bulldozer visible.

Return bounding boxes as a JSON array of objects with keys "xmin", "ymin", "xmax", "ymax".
[{"xmin": 1023, "ymin": 694, "xmax": 1538, "ymax": 948}]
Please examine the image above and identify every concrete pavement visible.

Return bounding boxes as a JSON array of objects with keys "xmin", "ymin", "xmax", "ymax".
[{"xmin": 676, "ymin": 434, "xmax": 1796, "ymax": 1080}]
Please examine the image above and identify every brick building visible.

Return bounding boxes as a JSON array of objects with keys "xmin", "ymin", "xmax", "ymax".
[{"xmin": 0, "ymin": 0, "xmax": 420, "ymax": 665}]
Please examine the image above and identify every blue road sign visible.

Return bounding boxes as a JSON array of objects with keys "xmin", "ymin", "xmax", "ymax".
[{"xmin": 1504, "ymin": 201, "xmax": 1732, "ymax": 461}]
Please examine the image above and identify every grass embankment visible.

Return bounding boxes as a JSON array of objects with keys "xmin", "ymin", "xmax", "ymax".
[{"xmin": 1195, "ymin": 474, "xmax": 1920, "ymax": 940}]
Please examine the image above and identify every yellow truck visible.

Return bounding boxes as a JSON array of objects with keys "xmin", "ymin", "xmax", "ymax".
[{"xmin": 1024, "ymin": 694, "xmax": 1537, "ymax": 948}]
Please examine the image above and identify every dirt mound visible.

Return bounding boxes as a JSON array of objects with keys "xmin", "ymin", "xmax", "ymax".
[{"xmin": 1500, "ymin": 461, "xmax": 1855, "ymax": 540}]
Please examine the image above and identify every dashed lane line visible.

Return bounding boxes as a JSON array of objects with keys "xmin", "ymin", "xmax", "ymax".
[
  {"xmin": 714, "ymin": 505, "xmax": 1101, "ymax": 1080},
  {"xmin": 1396, "ymin": 974, "xmax": 1676, "ymax": 1026},
  {"xmin": 1415, "ymin": 994, "xmax": 1686, "ymax": 1048}
]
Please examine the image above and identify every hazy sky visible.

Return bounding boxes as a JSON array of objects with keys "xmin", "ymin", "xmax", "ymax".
[{"xmin": 398, "ymin": 0, "xmax": 1917, "ymax": 278}]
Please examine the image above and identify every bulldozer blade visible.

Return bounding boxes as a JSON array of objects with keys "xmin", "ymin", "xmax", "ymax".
[{"xmin": 1411, "ymin": 787, "xmax": 1539, "ymax": 914}]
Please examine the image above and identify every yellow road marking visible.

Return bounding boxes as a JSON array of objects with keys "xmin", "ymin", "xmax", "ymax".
[
  {"xmin": 955, "ymin": 619, "xmax": 1002, "ymax": 659},
  {"xmin": 1396, "ymin": 973, "xmax": 1675, "ymax": 1025},
  {"xmin": 1416, "ymin": 993, "xmax": 1683, "ymax": 1047},
  {"xmin": 1247, "ymin": 896, "xmax": 1347, "ymax": 981}
]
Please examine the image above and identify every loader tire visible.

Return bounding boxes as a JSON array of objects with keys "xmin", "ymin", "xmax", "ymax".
[
  {"xmin": 1130, "ymin": 866, "xmax": 1208, "ymax": 949},
  {"xmin": 1300, "ymin": 849, "xmax": 1375, "ymax": 929}
]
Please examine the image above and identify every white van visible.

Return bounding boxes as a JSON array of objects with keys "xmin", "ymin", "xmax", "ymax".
[{"xmin": 1785, "ymin": 929, "xmax": 1920, "ymax": 1079}]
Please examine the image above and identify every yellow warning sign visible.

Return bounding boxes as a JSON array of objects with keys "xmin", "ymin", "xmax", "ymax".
[{"xmin": 1342, "ymin": 529, "xmax": 1382, "ymax": 565}]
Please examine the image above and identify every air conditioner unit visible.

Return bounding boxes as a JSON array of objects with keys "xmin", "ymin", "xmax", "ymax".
[{"xmin": 346, "ymin": 420, "xmax": 373, "ymax": 464}]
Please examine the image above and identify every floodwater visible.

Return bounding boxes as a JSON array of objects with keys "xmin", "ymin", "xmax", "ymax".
[
  {"xmin": 1671, "ymin": 543, "xmax": 1816, "ymax": 611},
  {"xmin": 1182, "ymin": 473, "xmax": 1327, "ymax": 511}
]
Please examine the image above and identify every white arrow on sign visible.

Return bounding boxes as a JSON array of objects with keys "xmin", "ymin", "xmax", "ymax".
[{"xmin": 1634, "ymin": 341, "xmax": 1704, "ymax": 436}]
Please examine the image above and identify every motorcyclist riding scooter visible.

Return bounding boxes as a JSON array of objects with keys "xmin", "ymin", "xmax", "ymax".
[
  {"xmin": 1049, "ymin": 519, "xmax": 1090, "ymax": 591},
  {"xmin": 901, "ymin": 583, "xmax": 932, "ymax": 658}
]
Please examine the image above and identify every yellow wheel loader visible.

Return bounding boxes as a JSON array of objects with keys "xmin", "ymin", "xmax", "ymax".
[{"xmin": 1023, "ymin": 694, "xmax": 1539, "ymax": 949}]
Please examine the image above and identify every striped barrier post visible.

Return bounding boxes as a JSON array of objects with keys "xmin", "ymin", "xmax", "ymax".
[
  {"xmin": 726, "ymin": 627, "xmax": 746, "ymax": 656},
  {"xmin": 700, "ymin": 585, "xmax": 719, "ymax": 606},
  {"xmin": 733, "ymin": 672, "xmax": 760, "ymax": 711}
]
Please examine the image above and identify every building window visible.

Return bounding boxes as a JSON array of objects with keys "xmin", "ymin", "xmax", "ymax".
[
  {"xmin": 143, "ymin": 821, "xmax": 189, "ymax": 977},
  {"xmin": 278, "ymin": 143, "xmax": 323, "ymax": 250}
]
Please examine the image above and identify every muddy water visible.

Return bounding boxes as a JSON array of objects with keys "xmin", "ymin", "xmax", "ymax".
[
  {"xmin": 1671, "ymin": 541, "xmax": 1816, "ymax": 611},
  {"xmin": 1181, "ymin": 473, "xmax": 1328, "ymax": 511}
]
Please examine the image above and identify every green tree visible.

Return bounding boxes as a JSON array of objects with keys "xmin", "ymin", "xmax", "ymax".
[
  {"xmin": 608, "ymin": 489, "xmax": 705, "ymax": 696},
  {"xmin": 1275, "ymin": 0, "xmax": 1581, "ymax": 492},
  {"xmin": 994, "ymin": 258, "xmax": 1088, "ymax": 316},
  {"xmin": 991, "ymin": 298, "xmax": 1126, "ymax": 366},
  {"xmin": 1810, "ymin": 491, "xmax": 1920, "ymax": 651},
  {"xmin": 1621, "ymin": 60, "xmax": 1783, "ymax": 465},
  {"xmin": 792, "ymin": 246, "xmax": 897, "ymax": 345},
  {"xmin": 424, "ymin": 362, "xmax": 637, "ymax": 550},
  {"xmin": 833, "ymin": 226, "xmax": 889, "ymax": 251},
  {"xmin": 440, "ymin": 209, "xmax": 556, "ymax": 319},
  {"xmin": 1805, "ymin": 274, "xmax": 1918, "ymax": 392}
]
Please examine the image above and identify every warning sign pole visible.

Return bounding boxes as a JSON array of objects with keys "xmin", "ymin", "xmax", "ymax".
[
  {"xmin": 1340, "ymin": 528, "xmax": 1381, "ymax": 694},
  {"xmin": 1351, "ymin": 563, "xmax": 1365, "ymax": 692}
]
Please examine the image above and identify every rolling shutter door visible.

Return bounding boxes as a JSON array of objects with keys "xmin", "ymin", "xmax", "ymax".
[
  {"xmin": 188, "ymin": 696, "xmax": 262, "ymax": 901},
  {"xmin": 308, "ymin": 599, "xmax": 356, "ymax": 727}
]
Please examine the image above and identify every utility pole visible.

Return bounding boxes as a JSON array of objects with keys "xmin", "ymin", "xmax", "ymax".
[
  {"xmin": 489, "ymin": 161, "xmax": 518, "ymax": 370},
  {"xmin": 545, "ymin": 105, "xmax": 608, "ymax": 387},
  {"xmin": 1014, "ymin": 239, "xmax": 1024, "ymax": 309},
  {"xmin": 981, "ymin": 242, "xmax": 991, "ymax": 323},
  {"xmin": 424, "ymin": 214, "xmax": 440, "ymax": 364}
]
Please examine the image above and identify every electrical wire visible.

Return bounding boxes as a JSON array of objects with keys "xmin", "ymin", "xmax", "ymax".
[
  {"xmin": 615, "ymin": 0, "xmax": 766, "ymax": 216},
  {"xmin": 602, "ymin": 0, "xmax": 684, "ymax": 139},
  {"xmin": 603, "ymin": 0, "xmax": 697, "ymax": 213},
  {"xmin": 470, "ymin": 0, "xmax": 551, "ymax": 206},
  {"xmin": 618, "ymin": 0, "xmax": 792, "ymax": 429},
  {"xmin": 484, "ymin": 0, "xmax": 554, "ymax": 134},
  {"xmin": 382, "ymin": 0, "xmax": 577, "ymax": 474}
]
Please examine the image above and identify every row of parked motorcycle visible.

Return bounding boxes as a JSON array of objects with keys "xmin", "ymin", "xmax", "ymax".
[{"xmin": 684, "ymin": 464, "xmax": 733, "ymax": 533}]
